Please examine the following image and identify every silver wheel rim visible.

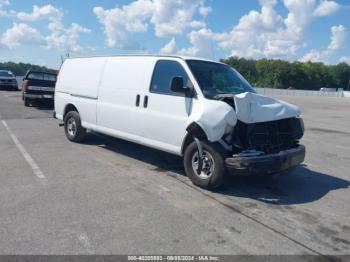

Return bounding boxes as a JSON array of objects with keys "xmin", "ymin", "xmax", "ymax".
[
  {"xmin": 67, "ymin": 118, "xmax": 77, "ymax": 137},
  {"xmin": 191, "ymin": 150, "xmax": 215, "ymax": 179}
]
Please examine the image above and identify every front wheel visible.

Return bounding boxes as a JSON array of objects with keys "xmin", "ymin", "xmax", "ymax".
[
  {"xmin": 64, "ymin": 111, "xmax": 86, "ymax": 142},
  {"xmin": 184, "ymin": 141, "xmax": 226, "ymax": 190}
]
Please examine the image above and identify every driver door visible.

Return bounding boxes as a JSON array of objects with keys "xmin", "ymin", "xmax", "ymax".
[{"xmin": 140, "ymin": 59, "xmax": 193, "ymax": 155}]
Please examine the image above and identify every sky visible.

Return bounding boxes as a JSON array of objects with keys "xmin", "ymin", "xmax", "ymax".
[{"xmin": 0, "ymin": 0, "xmax": 349, "ymax": 69}]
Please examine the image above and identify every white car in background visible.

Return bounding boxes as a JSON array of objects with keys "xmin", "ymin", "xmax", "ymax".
[{"xmin": 54, "ymin": 55, "xmax": 305, "ymax": 189}]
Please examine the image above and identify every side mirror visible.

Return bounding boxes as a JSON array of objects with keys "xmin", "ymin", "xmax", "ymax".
[{"xmin": 170, "ymin": 76, "xmax": 191, "ymax": 94}]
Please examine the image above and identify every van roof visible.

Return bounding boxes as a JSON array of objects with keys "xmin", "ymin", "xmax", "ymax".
[{"xmin": 68, "ymin": 55, "xmax": 224, "ymax": 64}]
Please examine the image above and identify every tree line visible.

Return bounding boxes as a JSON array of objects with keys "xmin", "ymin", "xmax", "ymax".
[
  {"xmin": 221, "ymin": 57, "xmax": 350, "ymax": 91},
  {"xmin": 0, "ymin": 61, "xmax": 56, "ymax": 76}
]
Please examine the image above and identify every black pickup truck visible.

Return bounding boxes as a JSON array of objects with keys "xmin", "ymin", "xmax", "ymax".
[{"xmin": 22, "ymin": 70, "xmax": 57, "ymax": 107}]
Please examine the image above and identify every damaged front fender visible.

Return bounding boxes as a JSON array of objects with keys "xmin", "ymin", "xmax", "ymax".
[{"xmin": 188, "ymin": 99, "xmax": 237, "ymax": 142}]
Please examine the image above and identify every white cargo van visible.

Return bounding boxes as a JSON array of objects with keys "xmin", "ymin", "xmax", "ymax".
[{"xmin": 54, "ymin": 55, "xmax": 305, "ymax": 189}]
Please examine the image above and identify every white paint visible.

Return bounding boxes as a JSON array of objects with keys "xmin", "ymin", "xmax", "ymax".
[
  {"xmin": 55, "ymin": 55, "xmax": 302, "ymax": 156},
  {"xmin": 1, "ymin": 120, "xmax": 46, "ymax": 179},
  {"xmin": 56, "ymin": 56, "xmax": 107, "ymax": 99},
  {"xmin": 234, "ymin": 92, "xmax": 300, "ymax": 124},
  {"xmin": 55, "ymin": 56, "xmax": 206, "ymax": 155},
  {"xmin": 189, "ymin": 99, "xmax": 237, "ymax": 142},
  {"xmin": 97, "ymin": 56, "xmax": 157, "ymax": 141}
]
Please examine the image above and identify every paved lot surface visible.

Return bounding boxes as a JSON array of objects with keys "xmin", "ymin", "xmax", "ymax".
[{"xmin": 0, "ymin": 91, "xmax": 349, "ymax": 257}]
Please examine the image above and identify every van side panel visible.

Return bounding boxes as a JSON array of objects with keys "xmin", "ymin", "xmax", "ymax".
[
  {"xmin": 97, "ymin": 57, "xmax": 157, "ymax": 142},
  {"xmin": 55, "ymin": 57, "xmax": 107, "ymax": 127},
  {"xmin": 56, "ymin": 57, "xmax": 106, "ymax": 98}
]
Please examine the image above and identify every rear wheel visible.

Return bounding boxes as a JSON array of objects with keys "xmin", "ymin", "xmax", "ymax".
[
  {"xmin": 24, "ymin": 97, "xmax": 30, "ymax": 107},
  {"xmin": 184, "ymin": 141, "xmax": 226, "ymax": 189},
  {"xmin": 64, "ymin": 111, "xmax": 86, "ymax": 142}
]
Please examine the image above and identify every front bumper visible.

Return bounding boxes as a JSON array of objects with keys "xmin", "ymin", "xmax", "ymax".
[
  {"xmin": 0, "ymin": 84, "xmax": 18, "ymax": 89},
  {"xmin": 225, "ymin": 145, "xmax": 306, "ymax": 175}
]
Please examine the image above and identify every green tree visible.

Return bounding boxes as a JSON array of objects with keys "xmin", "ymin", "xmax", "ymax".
[
  {"xmin": 0, "ymin": 62, "xmax": 56, "ymax": 76},
  {"xmin": 221, "ymin": 57, "xmax": 258, "ymax": 85},
  {"xmin": 221, "ymin": 56, "xmax": 350, "ymax": 90},
  {"xmin": 329, "ymin": 63, "xmax": 350, "ymax": 90}
]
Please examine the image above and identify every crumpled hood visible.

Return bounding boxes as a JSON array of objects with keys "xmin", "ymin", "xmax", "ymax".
[{"xmin": 234, "ymin": 92, "xmax": 301, "ymax": 124}]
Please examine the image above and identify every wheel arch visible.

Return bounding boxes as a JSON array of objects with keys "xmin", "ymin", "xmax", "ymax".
[
  {"xmin": 63, "ymin": 103, "xmax": 79, "ymax": 119},
  {"xmin": 181, "ymin": 122, "xmax": 208, "ymax": 156},
  {"xmin": 181, "ymin": 121, "xmax": 229, "ymax": 156}
]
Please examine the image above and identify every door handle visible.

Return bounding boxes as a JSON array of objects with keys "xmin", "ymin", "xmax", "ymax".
[
  {"xmin": 143, "ymin": 95, "xmax": 148, "ymax": 108},
  {"xmin": 135, "ymin": 94, "xmax": 140, "ymax": 107}
]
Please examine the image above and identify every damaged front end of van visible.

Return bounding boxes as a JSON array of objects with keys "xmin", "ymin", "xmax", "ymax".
[{"xmin": 189, "ymin": 91, "xmax": 305, "ymax": 176}]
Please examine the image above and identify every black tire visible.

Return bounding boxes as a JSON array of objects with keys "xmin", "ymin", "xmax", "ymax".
[
  {"xmin": 24, "ymin": 97, "xmax": 30, "ymax": 107},
  {"xmin": 64, "ymin": 111, "xmax": 86, "ymax": 142},
  {"xmin": 184, "ymin": 141, "xmax": 226, "ymax": 189}
]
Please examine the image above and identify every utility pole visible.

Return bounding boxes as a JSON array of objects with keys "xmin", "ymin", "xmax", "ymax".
[{"xmin": 60, "ymin": 53, "xmax": 70, "ymax": 67}]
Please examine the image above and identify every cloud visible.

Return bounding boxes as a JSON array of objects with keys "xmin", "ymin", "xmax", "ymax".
[
  {"xmin": 150, "ymin": 0, "xmax": 209, "ymax": 37},
  {"xmin": 10, "ymin": 4, "xmax": 90, "ymax": 52},
  {"xmin": 159, "ymin": 0, "xmax": 293, "ymax": 59},
  {"xmin": 328, "ymin": 24, "xmax": 348, "ymax": 50},
  {"xmin": 218, "ymin": 0, "xmax": 285, "ymax": 58},
  {"xmin": 46, "ymin": 22, "xmax": 91, "ymax": 52},
  {"xmin": 93, "ymin": 0, "xmax": 153, "ymax": 49},
  {"xmin": 300, "ymin": 25, "xmax": 348, "ymax": 63},
  {"xmin": 15, "ymin": 4, "xmax": 63, "ymax": 21},
  {"xmin": 160, "ymin": 0, "xmax": 286, "ymax": 59},
  {"xmin": 160, "ymin": 28, "xmax": 223, "ymax": 59},
  {"xmin": 178, "ymin": 0, "xmax": 343, "ymax": 60},
  {"xmin": 0, "ymin": 0, "xmax": 9, "ymax": 7},
  {"xmin": 160, "ymin": 37, "xmax": 178, "ymax": 54},
  {"xmin": 339, "ymin": 56, "xmax": 350, "ymax": 64},
  {"xmin": 199, "ymin": 5, "xmax": 212, "ymax": 17},
  {"xmin": 0, "ymin": 0, "xmax": 9, "ymax": 16},
  {"xmin": 314, "ymin": 0, "xmax": 341, "ymax": 16},
  {"xmin": 179, "ymin": 28, "xmax": 222, "ymax": 58},
  {"xmin": 0, "ymin": 22, "xmax": 44, "ymax": 49},
  {"xmin": 93, "ymin": 0, "xmax": 210, "ymax": 49}
]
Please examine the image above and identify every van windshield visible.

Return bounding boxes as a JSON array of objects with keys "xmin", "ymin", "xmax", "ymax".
[{"xmin": 186, "ymin": 60, "xmax": 255, "ymax": 98}]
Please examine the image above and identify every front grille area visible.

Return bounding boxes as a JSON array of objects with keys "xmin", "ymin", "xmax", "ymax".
[
  {"xmin": 0, "ymin": 79, "xmax": 15, "ymax": 84},
  {"xmin": 231, "ymin": 118, "xmax": 304, "ymax": 154}
]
